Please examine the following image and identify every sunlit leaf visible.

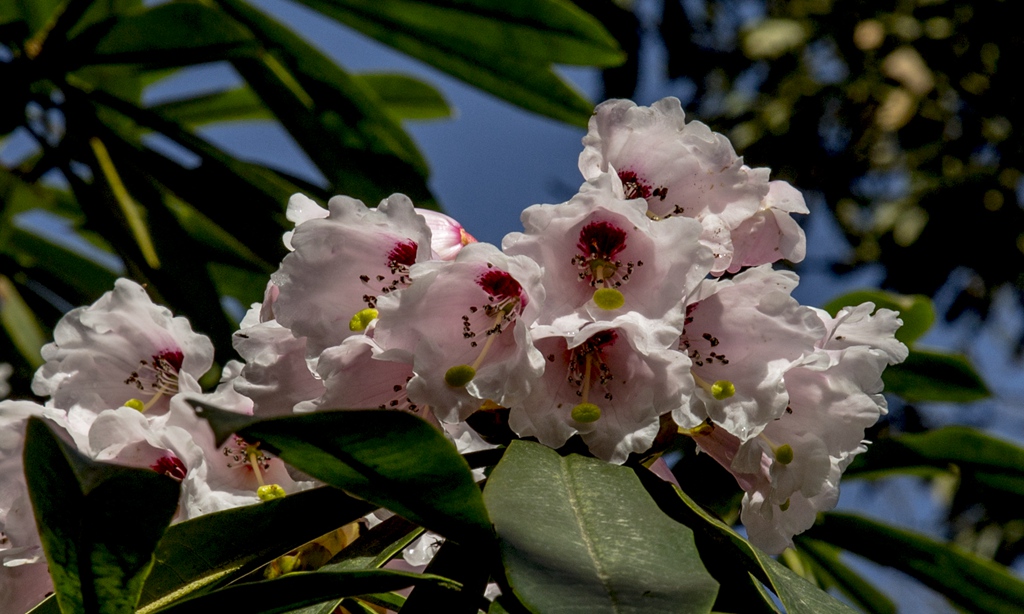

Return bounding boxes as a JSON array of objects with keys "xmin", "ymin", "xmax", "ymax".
[
  {"xmin": 0, "ymin": 274, "xmax": 47, "ymax": 368},
  {"xmin": 67, "ymin": 3, "xmax": 257, "ymax": 68},
  {"xmin": 882, "ymin": 349, "xmax": 990, "ymax": 402},
  {"xmin": 484, "ymin": 441, "xmax": 718, "ymax": 613},
  {"xmin": 355, "ymin": 72, "xmax": 452, "ymax": 121},
  {"xmin": 292, "ymin": 0, "xmax": 621, "ymax": 126},
  {"xmin": 23, "ymin": 417, "xmax": 180, "ymax": 614},
  {"xmin": 805, "ymin": 512, "xmax": 1024, "ymax": 614},
  {"xmin": 147, "ymin": 87, "xmax": 271, "ymax": 128}
]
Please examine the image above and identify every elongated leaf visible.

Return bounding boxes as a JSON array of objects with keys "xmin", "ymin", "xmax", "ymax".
[
  {"xmin": 196, "ymin": 405, "xmax": 491, "ymax": 544},
  {"xmin": 882, "ymin": 349, "xmax": 989, "ymax": 402},
  {"xmin": 401, "ymin": 540, "xmax": 490, "ymax": 614},
  {"xmin": 0, "ymin": 274, "xmax": 47, "ymax": 368},
  {"xmin": 483, "ymin": 441, "xmax": 718, "ymax": 614},
  {"xmin": 147, "ymin": 87, "xmax": 271, "ymax": 128},
  {"xmin": 805, "ymin": 512, "xmax": 1024, "ymax": 614},
  {"xmin": 151, "ymin": 570, "xmax": 461, "ymax": 614},
  {"xmin": 294, "ymin": 0, "xmax": 620, "ymax": 125},
  {"xmin": 137, "ymin": 487, "xmax": 375, "ymax": 612},
  {"xmin": 23, "ymin": 417, "xmax": 180, "ymax": 614},
  {"xmin": 846, "ymin": 426, "xmax": 1024, "ymax": 496},
  {"xmin": 796, "ymin": 538, "xmax": 897, "ymax": 614},
  {"xmin": 213, "ymin": 0, "xmax": 436, "ymax": 205},
  {"xmin": 355, "ymin": 73, "xmax": 452, "ymax": 121},
  {"xmin": 633, "ymin": 467, "xmax": 858, "ymax": 614},
  {"xmin": 823, "ymin": 290, "xmax": 935, "ymax": 345},
  {"xmin": 67, "ymin": 3, "xmax": 257, "ymax": 68}
]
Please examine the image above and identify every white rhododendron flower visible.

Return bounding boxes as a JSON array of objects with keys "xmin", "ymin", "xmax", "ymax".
[
  {"xmin": 579, "ymin": 97, "xmax": 806, "ymax": 274},
  {"xmin": 271, "ymin": 193, "xmax": 433, "ymax": 357},
  {"xmin": 32, "ymin": 278, "xmax": 213, "ymax": 415},
  {"xmin": 417, "ymin": 208, "xmax": 478, "ymax": 260}
]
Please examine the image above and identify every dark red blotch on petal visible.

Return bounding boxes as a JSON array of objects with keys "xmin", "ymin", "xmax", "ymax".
[
  {"xmin": 155, "ymin": 349, "xmax": 184, "ymax": 373},
  {"xmin": 388, "ymin": 241, "xmax": 419, "ymax": 267},
  {"xmin": 577, "ymin": 221, "xmax": 628, "ymax": 260},
  {"xmin": 477, "ymin": 269, "xmax": 523, "ymax": 301},
  {"xmin": 618, "ymin": 170, "xmax": 653, "ymax": 200},
  {"xmin": 151, "ymin": 455, "xmax": 187, "ymax": 481}
]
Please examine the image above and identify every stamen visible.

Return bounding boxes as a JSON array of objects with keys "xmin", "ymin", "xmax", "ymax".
[
  {"xmin": 693, "ymin": 372, "xmax": 736, "ymax": 400},
  {"xmin": 445, "ymin": 365, "xmax": 476, "ymax": 388},
  {"xmin": 123, "ymin": 349, "xmax": 183, "ymax": 410},
  {"xmin": 258, "ymin": 484, "xmax": 287, "ymax": 501},
  {"xmin": 593, "ymin": 287, "xmax": 625, "ymax": 310},
  {"xmin": 124, "ymin": 398, "xmax": 145, "ymax": 412},
  {"xmin": 757, "ymin": 432, "xmax": 795, "ymax": 465},
  {"xmin": 349, "ymin": 308, "xmax": 378, "ymax": 331},
  {"xmin": 570, "ymin": 354, "xmax": 603, "ymax": 422}
]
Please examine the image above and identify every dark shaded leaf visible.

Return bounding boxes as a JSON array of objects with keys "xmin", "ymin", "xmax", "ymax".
[
  {"xmin": 196, "ymin": 404, "xmax": 492, "ymax": 544},
  {"xmin": 151, "ymin": 570, "xmax": 461, "ymax": 614},
  {"xmin": 355, "ymin": 72, "xmax": 452, "ymax": 121},
  {"xmin": 0, "ymin": 274, "xmax": 47, "ymax": 368},
  {"xmin": 883, "ymin": 349, "xmax": 990, "ymax": 402},
  {"xmin": 138, "ymin": 487, "xmax": 375, "ymax": 611},
  {"xmin": 845, "ymin": 426, "xmax": 1024, "ymax": 496},
  {"xmin": 484, "ymin": 441, "xmax": 718, "ymax": 613},
  {"xmin": 633, "ymin": 466, "xmax": 858, "ymax": 613},
  {"xmin": 796, "ymin": 537, "xmax": 897, "ymax": 614},
  {"xmin": 805, "ymin": 512, "xmax": 1024, "ymax": 614},
  {"xmin": 23, "ymin": 417, "xmax": 180, "ymax": 614}
]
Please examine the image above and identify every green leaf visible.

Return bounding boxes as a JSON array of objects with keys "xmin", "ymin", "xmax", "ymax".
[
  {"xmin": 823, "ymin": 290, "xmax": 935, "ymax": 345},
  {"xmin": 0, "ymin": 274, "xmax": 48, "ymax": 368},
  {"xmin": 213, "ymin": 0, "xmax": 436, "ymax": 205},
  {"xmin": 355, "ymin": 72, "xmax": 452, "ymax": 121},
  {"xmin": 293, "ymin": 0, "xmax": 621, "ymax": 126},
  {"xmin": 882, "ymin": 349, "xmax": 990, "ymax": 402},
  {"xmin": 147, "ymin": 87, "xmax": 272, "ymax": 128},
  {"xmin": 796, "ymin": 538, "xmax": 897, "ymax": 614},
  {"xmin": 195, "ymin": 404, "xmax": 492, "ymax": 544},
  {"xmin": 401, "ymin": 541, "xmax": 490, "ymax": 614},
  {"xmin": 137, "ymin": 487, "xmax": 375, "ymax": 612},
  {"xmin": 483, "ymin": 440, "xmax": 719, "ymax": 613},
  {"xmin": 805, "ymin": 512, "xmax": 1024, "ymax": 614},
  {"xmin": 23, "ymin": 417, "xmax": 181, "ymax": 614},
  {"xmin": 150, "ymin": 570, "xmax": 461, "ymax": 614},
  {"xmin": 845, "ymin": 426, "xmax": 1024, "ymax": 495},
  {"xmin": 632, "ymin": 467, "xmax": 858, "ymax": 614},
  {"xmin": 67, "ymin": 3, "xmax": 257, "ymax": 68}
]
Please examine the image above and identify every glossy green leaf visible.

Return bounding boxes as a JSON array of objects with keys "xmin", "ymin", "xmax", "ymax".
[
  {"xmin": 823, "ymin": 290, "xmax": 935, "ymax": 345},
  {"xmin": 882, "ymin": 349, "xmax": 990, "ymax": 402},
  {"xmin": 137, "ymin": 487, "xmax": 375, "ymax": 612},
  {"xmin": 195, "ymin": 404, "xmax": 492, "ymax": 544},
  {"xmin": 151, "ymin": 570, "xmax": 461, "ymax": 614},
  {"xmin": 355, "ymin": 73, "xmax": 452, "ymax": 120},
  {"xmin": 845, "ymin": 426, "xmax": 1024, "ymax": 495},
  {"xmin": 633, "ymin": 467, "xmax": 858, "ymax": 614},
  {"xmin": 293, "ymin": 0, "xmax": 620, "ymax": 126},
  {"xmin": 796, "ymin": 538, "xmax": 896, "ymax": 614},
  {"xmin": 68, "ymin": 3, "xmax": 257, "ymax": 68},
  {"xmin": 0, "ymin": 274, "xmax": 47, "ymax": 368},
  {"xmin": 23, "ymin": 417, "xmax": 180, "ymax": 614},
  {"xmin": 805, "ymin": 512, "xmax": 1024, "ymax": 614},
  {"xmin": 147, "ymin": 87, "xmax": 271, "ymax": 128},
  {"xmin": 483, "ymin": 440, "xmax": 718, "ymax": 613}
]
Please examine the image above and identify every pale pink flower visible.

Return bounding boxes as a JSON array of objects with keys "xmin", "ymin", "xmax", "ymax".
[
  {"xmin": 271, "ymin": 193, "xmax": 433, "ymax": 357},
  {"xmin": 374, "ymin": 243, "xmax": 545, "ymax": 423},
  {"xmin": 502, "ymin": 174, "xmax": 711, "ymax": 331},
  {"xmin": 579, "ymin": 97, "xmax": 806, "ymax": 274},
  {"xmin": 416, "ymin": 209, "xmax": 477, "ymax": 260},
  {"xmin": 510, "ymin": 313, "xmax": 693, "ymax": 464},
  {"xmin": 32, "ymin": 278, "xmax": 213, "ymax": 415}
]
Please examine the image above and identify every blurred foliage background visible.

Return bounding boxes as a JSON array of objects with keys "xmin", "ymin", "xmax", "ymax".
[{"xmin": 2, "ymin": 0, "xmax": 1024, "ymax": 612}]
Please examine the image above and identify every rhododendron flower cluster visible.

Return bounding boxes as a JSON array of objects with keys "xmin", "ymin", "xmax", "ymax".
[{"xmin": 0, "ymin": 98, "xmax": 906, "ymax": 605}]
